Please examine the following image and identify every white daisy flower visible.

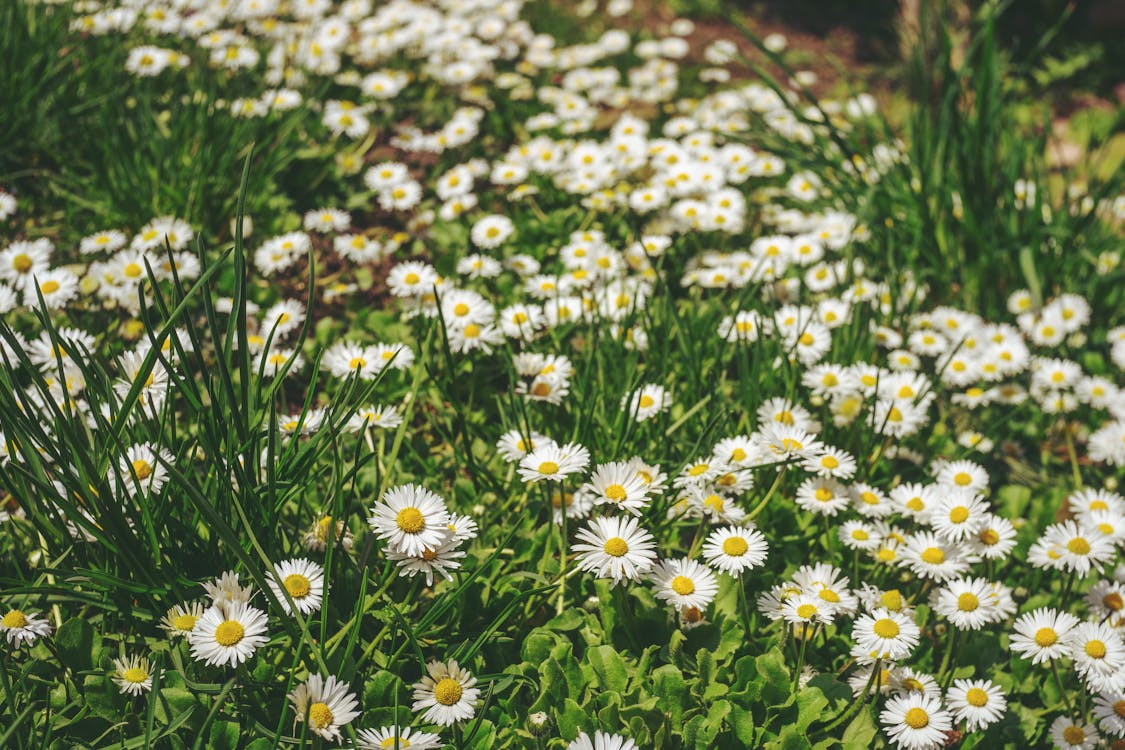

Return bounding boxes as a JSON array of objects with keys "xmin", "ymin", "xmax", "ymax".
[
  {"xmin": 112, "ymin": 654, "xmax": 154, "ymax": 696},
  {"xmin": 585, "ymin": 461, "xmax": 651, "ymax": 515},
  {"xmin": 356, "ymin": 726, "xmax": 442, "ymax": 750},
  {"xmin": 566, "ymin": 730, "xmax": 638, "ymax": 750},
  {"xmin": 289, "ymin": 673, "xmax": 361, "ymax": 742},
  {"xmin": 650, "ymin": 558, "xmax": 719, "ymax": 611},
  {"xmin": 161, "ymin": 602, "xmax": 206, "ymax": 638},
  {"xmin": 412, "ymin": 659, "xmax": 480, "ymax": 726},
  {"xmin": 701, "ymin": 525, "xmax": 769, "ymax": 576},
  {"xmin": 368, "ymin": 484, "xmax": 451, "ymax": 557},
  {"xmin": 267, "ymin": 558, "xmax": 325, "ymax": 615},
  {"xmin": 1009, "ymin": 607, "xmax": 1080, "ymax": 664},
  {"xmin": 0, "ymin": 608, "xmax": 53, "ymax": 646},
  {"xmin": 878, "ymin": 693, "xmax": 952, "ymax": 750},
  {"xmin": 188, "ymin": 601, "xmax": 268, "ymax": 667},
  {"xmin": 1049, "ymin": 715, "xmax": 1099, "ymax": 749},
  {"xmin": 946, "ymin": 678, "xmax": 1006, "ymax": 732},
  {"xmin": 573, "ymin": 515, "xmax": 658, "ymax": 586},
  {"xmin": 517, "ymin": 442, "xmax": 590, "ymax": 483},
  {"xmin": 852, "ymin": 608, "xmax": 920, "ymax": 663}
]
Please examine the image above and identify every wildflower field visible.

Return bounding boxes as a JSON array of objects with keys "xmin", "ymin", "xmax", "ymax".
[{"xmin": 2, "ymin": 0, "xmax": 1125, "ymax": 747}]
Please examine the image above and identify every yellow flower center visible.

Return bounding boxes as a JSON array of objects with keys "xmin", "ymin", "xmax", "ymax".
[
  {"xmin": 821, "ymin": 456, "xmax": 839, "ymax": 469},
  {"xmin": 41, "ymin": 280, "xmax": 60, "ymax": 294},
  {"xmin": 1034, "ymin": 628, "xmax": 1057, "ymax": 647},
  {"xmin": 1115, "ymin": 700, "xmax": 1125, "ymax": 718},
  {"xmin": 403, "ymin": 272, "xmax": 420, "ymax": 285},
  {"xmin": 1105, "ymin": 593, "xmax": 1124, "ymax": 611},
  {"xmin": 214, "ymin": 620, "xmax": 245, "ymax": 647},
  {"xmin": 122, "ymin": 666, "xmax": 148, "ymax": 683},
  {"xmin": 671, "ymin": 576, "xmax": 695, "ymax": 596},
  {"xmin": 171, "ymin": 613, "xmax": 197, "ymax": 631},
  {"xmin": 453, "ymin": 303, "xmax": 470, "ymax": 316},
  {"xmin": 433, "ymin": 678, "xmax": 463, "ymax": 705},
  {"xmin": 796, "ymin": 603, "xmax": 817, "ymax": 619},
  {"xmin": 966, "ymin": 687, "xmax": 988, "ymax": 707},
  {"xmin": 1086, "ymin": 640, "xmax": 1107, "ymax": 659},
  {"xmin": 979, "ymin": 528, "xmax": 1000, "ymax": 545},
  {"xmin": 730, "ymin": 448, "xmax": 747, "ymax": 462},
  {"xmin": 904, "ymin": 707, "xmax": 929, "ymax": 729},
  {"xmin": 872, "ymin": 618, "xmax": 900, "ymax": 638},
  {"xmin": 349, "ymin": 357, "xmax": 367, "ymax": 370},
  {"xmin": 381, "ymin": 738, "xmax": 412, "ymax": 749},
  {"xmin": 860, "ymin": 492, "xmax": 879, "ymax": 505},
  {"xmin": 921, "ymin": 547, "xmax": 945, "ymax": 565},
  {"xmin": 688, "ymin": 463, "xmax": 709, "ymax": 476},
  {"xmin": 1063, "ymin": 726, "xmax": 1085, "ymax": 745},
  {"xmin": 818, "ymin": 589, "xmax": 840, "ymax": 603},
  {"xmin": 1067, "ymin": 537, "xmax": 1091, "ymax": 555},
  {"xmin": 815, "ymin": 488, "xmax": 834, "ymax": 502},
  {"xmin": 604, "ymin": 484, "xmax": 626, "ymax": 502},
  {"xmin": 13, "ymin": 254, "xmax": 33, "ymax": 272},
  {"xmin": 880, "ymin": 590, "xmax": 903, "ymax": 611},
  {"xmin": 953, "ymin": 472, "xmax": 972, "ymax": 486},
  {"xmin": 132, "ymin": 460, "xmax": 153, "ymax": 480},
  {"xmin": 538, "ymin": 461, "xmax": 559, "ymax": 475},
  {"xmin": 2, "ymin": 610, "xmax": 29, "ymax": 629},
  {"xmin": 395, "ymin": 508, "xmax": 425, "ymax": 534},
  {"xmin": 722, "ymin": 537, "xmax": 748, "ymax": 556},
  {"xmin": 603, "ymin": 537, "xmax": 628, "ymax": 557},
  {"xmin": 638, "ymin": 395, "xmax": 655, "ymax": 408},
  {"xmin": 852, "ymin": 529, "xmax": 869, "ymax": 541},
  {"xmin": 308, "ymin": 701, "xmax": 334, "ymax": 729},
  {"xmin": 957, "ymin": 592, "xmax": 979, "ymax": 611},
  {"xmin": 949, "ymin": 506, "xmax": 969, "ymax": 524},
  {"xmin": 284, "ymin": 574, "xmax": 311, "ymax": 599},
  {"xmin": 799, "ymin": 332, "xmax": 814, "ymax": 346}
]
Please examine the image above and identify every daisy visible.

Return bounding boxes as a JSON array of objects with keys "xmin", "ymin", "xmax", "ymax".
[
  {"xmin": 368, "ymin": 484, "xmax": 451, "ymax": 557},
  {"xmin": 900, "ymin": 532, "xmax": 970, "ymax": 581},
  {"xmin": 496, "ymin": 429, "xmax": 552, "ymax": 463},
  {"xmin": 794, "ymin": 477, "xmax": 851, "ymax": 516},
  {"xmin": 518, "ymin": 442, "xmax": 591, "ymax": 483},
  {"xmin": 1041, "ymin": 521, "xmax": 1116, "ymax": 576},
  {"xmin": 267, "ymin": 558, "xmax": 325, "ymax": 615},
  {"xmin": 967, "ymin": 514, "xmax": 1018, "ymax": 560},
  {"xmin": 1009, "ymin": 608, "xmax": 1080, "ymax": 664},
  {"xmin": 289, "ymin": 673, "xmax": 361, "ymax": 742},
  {"xmin": 356, "ymin": 726, "xmax": 442, "ymax": 750},
  {"xmin": 1, "ymin": 608, "xmax": 53, "ymax": 646},
  {"xmin": 946, "ymin": 679, "xmax": 1007, "ymax": 731},
  {"xmin": 852, "ymin": 608, "xmax": 920, "ymax": 662},
  {"xmin": 622, "ymin": 385, "xmax": 671, "ymax": 422},
  {"xmin": 117, "ymin": 442, "xmax": 174, "ymax": 497},
  {"xmin": 112, "ymin": 655, "xmax": 154, "ymax": 696},
  {"xmin": 573, "ymin": 515, "xmax": 658, "ymax": 586},
  {"xmin": 930, "ymin": 577, "xmax": 998, "ymax": 630},
  {"xmin": 1067, "ymin": 621, "xmax": 1125, "ymax": 693},
  {"xmin": 566, "ymin": 731, "xmax": 638, "ymax": 750},
  {"xmin": 161, "ymin": 602, "xmax": 206, "ymax": 638},
  {"xmin": 701, "ymin": 526, "xmax": 769, "ymax": 576},
  {"xmin": 1092, "ymin": 691, "xmax": 1125, "ymax": 736},
  {"xmin": 585, "ymin": 461, "xmax": 651, "ymax": 515},
  {"xmin": 387, "ymin": 534, "xmax": 465, "ymax": 587},
  {"xmin": 203, "ymin": 571, "xmax": 254, "ymax": 611},
  {"xmin": 928, "ymin": 490, "xmax": 989, "ymax": 543},
  {"xmin": 650, "ymin": 558, "xmax": 719, "ymax": 611},
  {"xmin": 1049, "ymin": 715, "xmax": 1099, "ymax": 750},
  {"xmin": 802, "ymin": 447, "xmax": 857, "ymax": 479},
  {"xmin": 879, "ymin": 693, "xmax": 952, "ymax": 750},
  {"xmin": 782, "ymin": 594, "xmax": 832, "ymax": 626},
  {"xmin": 188, "ymin": 601, "xmax": 268, "ymax": 667},
  {"xmin": 412, "ymin": 659, "xmax": 480, "ymax": 726}
]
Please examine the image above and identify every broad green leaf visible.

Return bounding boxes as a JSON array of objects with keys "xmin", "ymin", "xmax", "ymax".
[{"xmin": 587, "ymin": 644, "xmax": 629, "ymax": 693}]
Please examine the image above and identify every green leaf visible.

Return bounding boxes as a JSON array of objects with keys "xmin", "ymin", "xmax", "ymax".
[
  {"xmin": 841, "ymin": 705, "xmax": 878, "ymax": 750},
  {"xmin": 556, "ymin": 698, "xmax": 585, "ymax": 740},
  {"xmin": 756, "ymin": 648, "xmax": 790, "ymax": 707},
  {"xmin": 731, "ymin": 703, "xmax": 757, "ymax": 744},
  {"xmin": 587, "ymin": 645, "xmax": 629, "ymax": 693},
  {"xmin": 652, "ymin": 664, "xmax": 688, "ymax": 724},
  {"xmin": 56, "ymin": 617, "xmax": 94, "ymax": 672},
  {"xmin": 795, "ymin": 685, "xmax": 828, "ymax": 732},
  {"xmin": 208, "ymin": 720, "xmax": 239, "ymax": 750}
]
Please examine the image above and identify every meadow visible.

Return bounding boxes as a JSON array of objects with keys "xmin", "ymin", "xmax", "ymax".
[{"xmin": 1, "ymin": 0, "xmax": 1124, "ymax": 748}]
